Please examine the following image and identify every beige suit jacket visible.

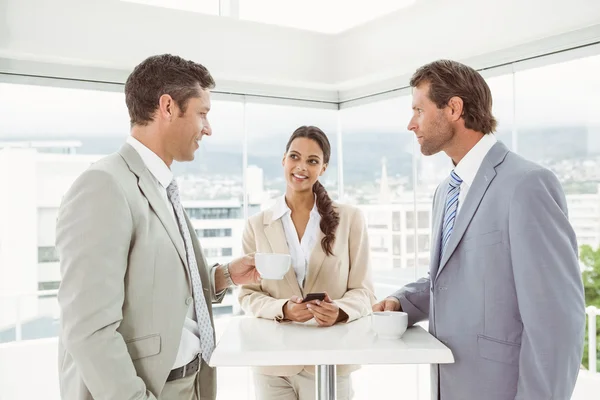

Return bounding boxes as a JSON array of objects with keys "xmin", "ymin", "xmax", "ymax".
[
  {"xmin": 238, "ymin": 202, "xmax": 375, "ymax": 376},
  {"xmin": 56, "ymin": 144, "xmax": 224, "ymax": 400}
]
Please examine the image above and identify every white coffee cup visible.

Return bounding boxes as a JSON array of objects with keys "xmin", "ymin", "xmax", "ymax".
[
  {"xmin": 255, "ymin": 253, "xmax": 291, "ymax": 280},
  {"xmin": 371, "ymin": 311, "xmax": 408, "ymax": 339}
]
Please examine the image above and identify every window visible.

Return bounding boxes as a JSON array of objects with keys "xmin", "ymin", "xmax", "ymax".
[
  {"xmin": 392, "ymin": 211, "xmax": 402, "ymax": 231},
  {"xmin": 195, "ymin": 228, "xmax": 232, "ymax": 238},
  {"xmin": 204, "ymin": 248, "xmax": 217, "ymax": 257},
  {"xmin": 341, "ymin": 97, "xmax": 413, "ymax": 206},
  {"xmin": 186, "ymin": 207, "xmax": 242, "ymax": 220},
  {"xmin": 38, "ymin": 281, "xmax": 60, "ymax": 291},
  {"xmin": 514, "ymin": 55, "xmax": 600, "ymax": 194},
  {"xmin": 392, "ymin": 235, "xmax": 402, "ymax": 256},
  {"xmin": 418, "ymin": 234, "xmax": 430, "ymax": 252},
  {"xmin": 513, "ymin": 54, "xmax": 600, "ymax": 261},
  {"xmin": 417, "ymin": 211, "xmax": 430, "ymax": 229},
  {"xmin": 203, "ymin": 247, "xmax": 233, "ymax": 258},
  {"xmin": 486, "ymin": 73, "xmax": 515, "ymax": 149},
  {"xmin": 341, "ymin": 96, "xmax": 417, "ymax": 303},
  {"xmin": 367, "ymin": 210, "xmax": 390, "ymax": 229},
  {"xmin": 37, "ymin": 247, "xmax": 59, "ymax": 263},
  {"xmin": 370, "ymin": 234, "xmax": 389, "ymax": 253},
  {"xmin": 406, "ymin": 235, "xmax": 415, "ymax": 254},
  {"xmin": 175, "ymin": 100, "xmax": 244, "ymax": 202},
  {"xmin": 406, "ymin": 211, "xmax": 415, "ymax": 229}
]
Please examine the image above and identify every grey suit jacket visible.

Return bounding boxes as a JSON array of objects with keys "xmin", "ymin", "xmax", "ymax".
[
  {"xmin": 392, "ymin": 141, "xmax": 585, "ymax": 400},
  {"xmin": 56, "ymin": 143, "xmax": 224, "ymax": 400}
]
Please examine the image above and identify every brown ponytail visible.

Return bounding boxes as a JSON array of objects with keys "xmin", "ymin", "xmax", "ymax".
[
  {"xmin": 313, "ymin": 180, "xmax": 339, "ymax": 256},
  {"xmin": 286, "ymin": 126, "xmax": 339, "ymax": 256}
]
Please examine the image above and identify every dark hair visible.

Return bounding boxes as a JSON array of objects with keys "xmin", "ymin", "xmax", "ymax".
[
  {"xmin": 285, "ymin": 126, "xmax": 339, "ymax": 256},
  {"xmin": 125, "ymin": 54, "xmax": 215, "ymax": 127},
  {"xmin": 410, "ymin": 59, "xmax": 497, "ymax": 134}
]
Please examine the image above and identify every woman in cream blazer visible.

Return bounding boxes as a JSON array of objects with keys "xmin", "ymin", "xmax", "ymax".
[{"xmin": 239, "ymin": 125, "xmax": 375, "ymax": 400}]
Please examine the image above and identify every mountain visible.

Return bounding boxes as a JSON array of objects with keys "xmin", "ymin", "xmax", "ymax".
[{"xmin": 2, "ymin": 125, "xmax": 598, "ymax": 186}]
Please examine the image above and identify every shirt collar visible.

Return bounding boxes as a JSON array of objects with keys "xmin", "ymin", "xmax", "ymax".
[
  {"xmin": 272, "ymin": 195, "xmax": 319, "ymax": 221},
  {"xmin": 126, "ymin": 136, "xmax": 173, "ymax": 189},
  {"xmin": 453, "ymin": 133, "xmax": 497, "ymax": 187}
]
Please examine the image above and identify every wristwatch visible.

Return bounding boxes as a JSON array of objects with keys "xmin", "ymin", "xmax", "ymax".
[
  {"xmin": 222, "ymin": 262, "xmax": 235, "ymax": 287},
  {"xmin": 212, "ymin": 262, "xmax": 235, "ymax": 287}
]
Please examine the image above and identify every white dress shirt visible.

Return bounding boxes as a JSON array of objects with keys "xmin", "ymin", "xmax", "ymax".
[
  {"xmin": 126, "ymin": 136, "xmax": 215, "ymax": 369},
  {"xmin": 272, "ymin": 195, "xmax": 321, "ymax": 289},
  {"xmin": 453, "ymin": 133, "xmax": 497, "ymax": 216}
]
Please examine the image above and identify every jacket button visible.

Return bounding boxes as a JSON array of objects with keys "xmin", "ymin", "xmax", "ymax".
[{"xmin": 186, "ymin": 297, "xmax": 193, "ymax": 305}]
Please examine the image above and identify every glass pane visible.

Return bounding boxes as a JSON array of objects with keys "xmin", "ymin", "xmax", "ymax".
[
  {"xmin": 176, "ymin": 99, "xmax": 244, "ymax": 276},
  {"xmin": 0, "ymin": 82, "xmax": 248, "ymax": 398},
  {"xmin": 340, "ymin": 96, "xmax": 416, "ymax": 291},
  {"xmin": 514, "ymin": 54, "xmax": 600, "ymax": 250},
  {"xmin": 0, "ymin": 82, "xmax": 129, "ymax": 399},
  {"xmin": 245, "ymin": 102, "xmax": 338, "ymax": 208},
  {"xmin": 487, "ymin": 73, "xmax": 515, "ymax": 150},
  {"xmin": 340, "ymin": 95, "xmax": 424, "ymax": 398}
]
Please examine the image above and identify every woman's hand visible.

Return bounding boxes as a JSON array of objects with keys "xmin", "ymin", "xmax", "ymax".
[
  {"xmin": 283, "ymin": 296, "xmax": 314, "ymax": 323},
  {"xmin": 307, "ymin": 292, "xmax": 348, "ymax": 327}
]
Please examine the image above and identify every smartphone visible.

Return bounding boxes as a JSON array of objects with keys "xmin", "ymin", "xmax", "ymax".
[{"xmin": 302, "ymin": 292, "xmax": 326, "ymax": 303}]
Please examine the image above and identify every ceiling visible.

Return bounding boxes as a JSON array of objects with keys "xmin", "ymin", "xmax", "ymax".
[{"xmin": 122, "ymin": 0, "xmax": 417, "ymax": 34}]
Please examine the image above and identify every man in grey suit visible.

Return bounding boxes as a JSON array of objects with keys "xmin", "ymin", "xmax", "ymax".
[
  {"xmin": 56, "ymin": 54, "xmax": 260, "ymax": 400},
  {"xmin": 373, "ymin": 60, "xmax": 585, "ymax": 399}
]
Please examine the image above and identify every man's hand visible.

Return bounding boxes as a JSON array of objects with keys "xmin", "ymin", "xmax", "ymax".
[
  {"xmin": 372, "ymin": 297, "xmax": 401, "ymax": 312},
  {"xmin": 283, "ymin": 296, "xmax": 314, "ymax": 323},
  {"xmin": 307, "ymin": 292, "xmax": 347, "ymax": 327},
  {"xmin": 228, "ymin": 253, "xmax": 260, "ymax": 285}
]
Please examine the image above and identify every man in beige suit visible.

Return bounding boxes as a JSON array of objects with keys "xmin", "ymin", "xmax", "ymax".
[{"xmin": 56, "ymin": 54, "xmax": 260, "ymax": 400}]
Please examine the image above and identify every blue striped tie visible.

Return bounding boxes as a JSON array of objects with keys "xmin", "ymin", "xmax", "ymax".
[{"xmin": 441, "ymin": 170, "xmax": 463, "ymax": 258}]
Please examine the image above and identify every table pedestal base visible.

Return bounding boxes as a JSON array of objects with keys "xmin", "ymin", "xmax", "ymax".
[{"xmin": 316, "ymin": 364, "xmax": 336, "ymax": 400}]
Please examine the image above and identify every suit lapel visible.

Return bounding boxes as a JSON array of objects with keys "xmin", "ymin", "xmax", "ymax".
[
  {"xmin": 263, "ymin": 212, "xmax": 302, "ymax": 296},
  {"xmin": 302, "ymin": 231, "xmax": 328, "ymax": 295},
  {"xmin": 435, "ymin": 142, "xmax": 509, "ymax": 280},
  {"xmin": 429, "ymin": 182, "xmax": 447, "ymax": 279},
  {"xmin": 118, "ymin": 144, "xmax": 189, "ymax": 272}
]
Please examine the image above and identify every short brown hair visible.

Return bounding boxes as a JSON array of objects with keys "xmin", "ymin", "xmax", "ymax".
[
  {"xmin": 410, "ymin": 60, "xmax": 497, "ymax": 134},
  {"xmin": 125, "ymin": 54, "xmax": 215, "ymax": 126}
]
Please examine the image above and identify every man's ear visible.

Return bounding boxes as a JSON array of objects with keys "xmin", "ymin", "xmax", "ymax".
[
  {"xmin": 158, "ymin": 94, "xmax": 175, "ymax": 121},
  {"xmin": 447, "ymin": 96, "xmax": 464, "ymax": 122}
]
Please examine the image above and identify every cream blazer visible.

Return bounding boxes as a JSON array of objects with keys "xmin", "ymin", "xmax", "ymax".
[
  {"xmin": 238, "ymin": 202, "xmax": 376, "ymax": 376},
  {"xmin": 56, "ymin": 144, "xmax": 223, "ymax": 400}
]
